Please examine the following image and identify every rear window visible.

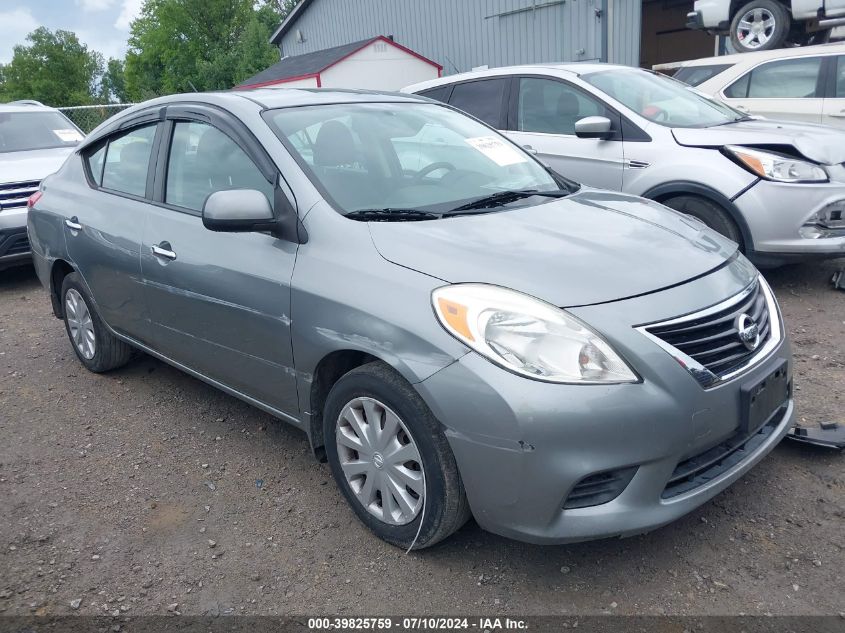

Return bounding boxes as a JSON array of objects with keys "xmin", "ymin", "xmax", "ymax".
[
  {"xmin": 417, "ymin": 85, "xmax": 451, "ymax": 103},
  {"xmin": 447, "ymin": 78, "xmax": 508, "ymax": 128},
  {"xmin": 0, "ymin": 111, "xmax": 83, "ymax": 153},
  {"xmin": 673, "ymin": 63, "xmax": 733, "ymax": 87}
]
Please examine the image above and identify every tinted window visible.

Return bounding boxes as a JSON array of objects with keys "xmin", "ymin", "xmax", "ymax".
[
  {"xmin": 836, "ymin": 56, "xmax": 845, "ymax": 98},
  {"xmin": 86, "ymin": 144, "xmax": 106, "ymax": 185},
  {"xmin": 726, "ymin": 57, "xmax": 823, "ymax": 99},
  {"xmin": 101, "ymin": 124, "xmax": 157, "ymax": 197},
  {"xmin": 165, "ymin": 121, "xmax": 273, "ymax": 211},
  {"xmin": 0, "ymin": 111, "xmax": 83, "ymax": 153},
  {"xmin": 417, "ymin": 85, "xmax": 451, "ymax": 102},
  {"xmin": 517, "ymin": 78, "xmax": 608, "ymax": 135},
  {"xmin": 673, "ymin": 63, "xmax": 733, "ymax": 87},
  {"xmin": 448, "ymin": 79, "xmax": 508, "ymax": 127}
]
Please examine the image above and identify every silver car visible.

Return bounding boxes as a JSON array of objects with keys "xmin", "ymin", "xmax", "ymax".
[
  {"xmin": 404, "ymin": 64, "xmax": 845, "ymax": 267},
  {"xmin": 1, "ymin": 100, "xmax": 83, "ymax": 270},
  {"xmin": 28, "ymin": 89, "xmax": 793, "ymax": 548}
]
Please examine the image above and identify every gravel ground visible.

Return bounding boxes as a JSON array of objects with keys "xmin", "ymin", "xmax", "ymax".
[{"xmin": 0, "ymin": 261, "xmax": 843, "ymax": 618}]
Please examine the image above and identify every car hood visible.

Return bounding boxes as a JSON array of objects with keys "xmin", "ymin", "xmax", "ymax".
[
  {"xmin": 0, "ymin": 147, "xmax": 75, "ymax": 184},
  {"xmin": 369, "ymin": 189, "xmax": 738, "ymax": 307},
  {"xmin": 672, "ymin": 119, "xmax": 845, "ymax": 165}
]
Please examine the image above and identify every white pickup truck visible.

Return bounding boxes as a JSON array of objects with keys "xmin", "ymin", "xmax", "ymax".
[{"xmin": 688, "ymin": 0, "xmax": 845, "ymax": 52}]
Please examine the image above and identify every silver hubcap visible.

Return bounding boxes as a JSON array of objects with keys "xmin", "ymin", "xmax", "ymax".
[
  {"xmin": 737, "ymin": 8, "xmax": 776, "ymax": 49},
  {"xmin": 65, "ymin": 288, "xmax": 96, "ymax": 360},
  {"xmin": 335, "ymin": 397, "xmax": 424, "ymax": 525}
]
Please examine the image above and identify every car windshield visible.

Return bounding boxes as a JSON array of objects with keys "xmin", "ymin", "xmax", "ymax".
[
  {"xmin": 582, "ymin": 69, "xmax": 746, "ymax": 128},
  {"xmin": 0, "ymin": 111, "xmax": 83, "ymax": 153},
  {"xmin": 264, "ymin": 102, "xmax": 562, "ymax": 217}
]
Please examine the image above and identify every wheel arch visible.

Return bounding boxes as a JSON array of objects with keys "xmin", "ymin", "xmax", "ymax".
[
  {"xmin": 642, "ymin": 181, "xmax": 755, "ymax": 251},
  {"xmin": 49, "ymin": 259, "xmax": 76, "ymax": 319}
]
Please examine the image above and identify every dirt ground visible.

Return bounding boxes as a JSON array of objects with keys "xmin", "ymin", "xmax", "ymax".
[{"xmin": 1, "ymin": 260, "xmax": 843, "ymax": 618}]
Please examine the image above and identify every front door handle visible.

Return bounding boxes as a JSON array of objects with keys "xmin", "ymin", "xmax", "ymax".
[
  {"xmin": 829, "ymin": 110, "xmax": 845, "ymax": 118},
  {"xmin": 64, "ymin": 217, "xmax": 82, "ymax": 231},
  {"xmin": 151, "ymin": 241, "xmax": 177, "ymax": 261}
]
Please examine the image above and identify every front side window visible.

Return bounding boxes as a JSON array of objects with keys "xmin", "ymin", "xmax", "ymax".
[
  {"xmin": 448, "ymin": 79, "xmax": 508, "ymax": 128},
  {"xmin": 165, "ymin": 121, "xmax": 273, "ymax": 211},
  {"xmin": 0, "ymin": 111, "xmax": 83, "ymax": 153},
  {"xmin": 725, "ymin": 57, "xmax": 823, "ymax": 99},
  {"xmin": 265, "ymin": 102, "xmax": 559, "ymax": 216},
  {"xmin": 517, "ymin": 78, "xmax": 609, "ymax": 135},
  {"xmin": 673, "ymin": 63, "xmax": 733, "ymax": 87},
  {"xmin": 583, "ymin": 69, "xmax": 745, "ymax": 128},
  {"xmin": 101, "ymin": 124, "xmax": 157, "ymax": 197}
]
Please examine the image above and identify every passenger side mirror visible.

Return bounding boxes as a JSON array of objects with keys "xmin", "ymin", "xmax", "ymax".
[
  {"xmin": 202, "ymin": 189, "xmax": 277, "ymax": 233},
  {"xmin": 575, "ymin": 116, "xmax": 613, "ymax": 140}
]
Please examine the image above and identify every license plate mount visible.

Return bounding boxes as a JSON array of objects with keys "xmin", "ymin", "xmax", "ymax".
[{"xmin": 740, "ymin": 359, "xmax": 789, "ymax": 435}]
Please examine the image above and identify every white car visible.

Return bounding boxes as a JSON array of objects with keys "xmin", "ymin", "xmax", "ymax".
[
  {"xmin": 0, "ymin": 100, "xmax": 82, "ymax": 270},
  {"xmin": 666, "ymin": 43, "xmax": 845, "ymax": 127},
  {"xmin": 688, "ymin": 0, "xmax": 845, "ymax": 52}
]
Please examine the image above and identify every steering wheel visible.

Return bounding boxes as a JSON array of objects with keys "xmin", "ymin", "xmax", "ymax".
[
  {"xmin": 641, "ymin": 104, "xmax": 668, "ymax": 122},
  {"xmin": 414, "ymin": 162, "xmax": 457, "ymax": 181}
]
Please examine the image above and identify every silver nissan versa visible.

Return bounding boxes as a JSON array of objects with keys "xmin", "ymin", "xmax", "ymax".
[{"xmin": 28, "ymin": 89, "xmax": 794, "ymax": 549}]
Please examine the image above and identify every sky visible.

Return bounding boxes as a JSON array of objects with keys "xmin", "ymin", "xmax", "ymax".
[{"xmin": 0, "ymin": 0, "xmax": 144, "ymax": 64}]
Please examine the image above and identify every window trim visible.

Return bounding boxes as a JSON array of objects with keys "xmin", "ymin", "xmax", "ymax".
[
  {"xmin": 444, "ymin": 76, "xmax": 512, "ymax": 130},
  {"xmin": 721, "ymin": 54, "xmax": 832, "ymax": 101}
]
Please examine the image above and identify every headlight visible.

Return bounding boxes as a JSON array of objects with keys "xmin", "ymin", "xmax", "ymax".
[
  {"xmin": 725, "ymin": 145, "xmax": 827, "ymax": 183},
  {"xmin": 432, "ymin": 284, "xmax": 638, "ymax": 384}
]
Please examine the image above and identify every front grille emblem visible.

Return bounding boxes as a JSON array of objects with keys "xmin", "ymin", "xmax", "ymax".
[{"xmin": 736, "ymin": 313, "xmax": 761, "ymax": 351}]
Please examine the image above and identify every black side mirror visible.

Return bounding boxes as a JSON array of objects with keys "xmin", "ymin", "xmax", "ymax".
[
  {"xmin": 202, "ymin": 189, "xmax": 306, "ymax": 243},
  {"xmin": 574, "ymin": 116, "xmax": 613, "ymax": 140}
]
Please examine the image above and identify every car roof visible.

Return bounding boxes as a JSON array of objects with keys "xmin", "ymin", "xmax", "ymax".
[
  {"xmin": 0, "ymin": 100, "xmax": 60, "ymax": 113},
  {"xmin": 402, "ymin": 62, "xmax": 635, "ymax": 93},
  {"xmin": 666, "ymin": 41, "xmax": 845, "ymax": 69}
]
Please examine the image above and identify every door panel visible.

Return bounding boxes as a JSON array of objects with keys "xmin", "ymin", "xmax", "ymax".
[
  {"xmin": 722, "ymin": 57, "xmax": 825, "ymax": 123},
  {"xmin": 505, "ymin": 77, "xmax": 624, "ymax": 191},
  {"xmin": 822, "ymin": 55, "xmax": 845, "ymax": 127},
  {"xmin": 65, "ymin": 124, "xmax": 158, "ymax": 340},
  {"xmin": 141, "ymin": 119, "xmax": 298, "ymax": 414}
]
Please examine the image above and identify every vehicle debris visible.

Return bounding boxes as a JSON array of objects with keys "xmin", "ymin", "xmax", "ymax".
[{"xmin": 786, "ymin": 422, "xmax": 845, "ymax": 450}]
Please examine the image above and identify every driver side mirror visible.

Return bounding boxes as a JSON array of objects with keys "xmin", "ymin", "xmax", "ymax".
[
  {"xmin": 202, "ymin": 189, "xmax": 278, "ymax": 233},
  {"xmin": 574, "ymin": 116, "xmax": 613, "ymax": 140}
]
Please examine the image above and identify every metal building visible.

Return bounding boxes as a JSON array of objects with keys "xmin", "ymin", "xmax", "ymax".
[{"xmin": 270, "ymin": 0, "xmax": 645, "ymax": 74}]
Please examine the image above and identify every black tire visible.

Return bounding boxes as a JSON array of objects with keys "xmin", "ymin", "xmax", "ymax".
[
  {"xmin": 323, "ymin": 361, "xmax": 471, "ymax": 550},
  {"xmin": 730, "ymin": 0, "xmax": 791, "ymax": 52},
  {"xmin": 60, "ymin": 272, "xmax": 132, "ymax": 373},
  {"xmin": 662, "ymin": 195, "xmax": 745, "ymax": 249}
]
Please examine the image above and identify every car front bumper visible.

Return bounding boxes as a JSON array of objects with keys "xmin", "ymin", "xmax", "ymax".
[
  {"xmin": 735, "ymin": 178, "xmax": 845, "ymax": 261},
  {"xmin": 415, "ymin": 262, "xmax": 793, "ymax": 544},
  {"xmin": 0, "ymin": 207, "xmax": 31, "ymax": 270},
  {"xmin": 686, "ymin": 11, "xmax": 705, "ymax": 30}
]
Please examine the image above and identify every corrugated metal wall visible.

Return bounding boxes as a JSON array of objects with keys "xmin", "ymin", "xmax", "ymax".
[{"xmin": 278, "ymin": 0, "xmax": 643, "ymax": 73}]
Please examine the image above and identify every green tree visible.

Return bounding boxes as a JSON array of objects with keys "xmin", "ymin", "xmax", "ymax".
[
  {"xmin": 124, "ymin": 0, "xmax": 285, "ymax": 99},
  {"xmin": 99, "ymin": 57, "xmax": 129, "ymax": 103},
  {"xmin": 0, "ymin": 27, "xmax": 104, "ymax": 106}
]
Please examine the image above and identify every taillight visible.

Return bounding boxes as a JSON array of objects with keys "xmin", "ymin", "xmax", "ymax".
[{"xmin": 27, "ymin": 191, "xmax": 43, "ymax": 209}]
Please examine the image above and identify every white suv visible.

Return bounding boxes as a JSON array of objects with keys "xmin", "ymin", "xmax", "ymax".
[
  {"xmin": 0, "ymin": 101, "xmax": 82, "ymax": 270},
  {"xmin": 688, "ymin": 0, "xmax": 845, "ymax": 52},
  {"xmin": 666, "ymin": 43, "xmax": 845, "ymax": 127}
]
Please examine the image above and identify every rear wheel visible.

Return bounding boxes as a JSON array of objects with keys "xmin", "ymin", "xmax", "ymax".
[
  {"xmin": 323, "ymin": 362, "xmax": 471, "ymax": 549},
  {"xmin": 662, "ymin": 195, "xmax": 745, "ymax": 248},
  {"xmin": 730, "ymin": 0, "xmax": 791, "ymax": 52},
  {"xmin": 61, "ymin": 272, "xmax": 132, "ymax": 373}
]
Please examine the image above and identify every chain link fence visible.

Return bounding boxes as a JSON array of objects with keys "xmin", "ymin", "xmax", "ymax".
[{"xmin": 58, "ymin": 104, "xmax": 135, "ymax": 134}]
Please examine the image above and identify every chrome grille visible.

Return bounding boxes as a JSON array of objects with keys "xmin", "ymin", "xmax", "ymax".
[
  {"xmin": 638, "ymin": 277, "xmax": 781, "ymax": 388},
  {"xmin": 0, "ymin": 180, "xmax": 39, "ymax": 210}
]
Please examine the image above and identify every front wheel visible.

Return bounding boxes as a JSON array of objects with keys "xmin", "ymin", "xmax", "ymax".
[
  {"xmin": 323, "ymin": 362, "xmax": 471, "ymax": 549},
  {"xmin": 730, "ymin": 0, "xmax": 791, "ymax": 52},
  {"xmin": 61, "ymin": 272, "xmax": 132, "ymax": 373}
]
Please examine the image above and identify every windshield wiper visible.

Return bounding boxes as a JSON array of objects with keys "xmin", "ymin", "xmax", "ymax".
[
  {"xmin": 442, "ymin": 189, "xmax": 571, "ymax": 217},
  {"xmin": 345, "ymin": 208, "xmax": 440, "ymax": 222}
]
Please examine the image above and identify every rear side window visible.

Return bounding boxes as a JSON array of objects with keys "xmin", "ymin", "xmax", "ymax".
[
  {"xmin": 836, "ymin": 56, "xmax": 845, "ymax": 98},
  {"xmin": 165, "ymin": 121, "xmax": 273, "ymax": 211},
  {"xmin": 516, "ymin": 77, "xmax": 609, "ymax": 135},
  {"xmin": 725, "ymin": 57, "xmax": 823, "ymax": 99},
  {"xmin": 673, "ymin": 63, "xmax": 733, "ymax": 87},
  {"xmin": 417, "ymin": 85, "xmax": 451, "ymax": 102},
  {"xmin": 100, "ymin": 124, "xmax": 157, "ymax": 197},
  {"xmin": 86, "ymin": 144, "xmax": 106, "ymax": 185},
  {"xmin": 448, "ymin": 78, "xmax": 508, "ymax": 128}
]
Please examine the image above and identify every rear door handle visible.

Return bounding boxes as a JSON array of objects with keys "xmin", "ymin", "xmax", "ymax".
[
  {"xmin": 64, "ymin": 217, "xmax": 82, "ymax": 231},
  {"xmin": 151, "ymin": 241, "xmax": 177, "ymax": 261}
]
